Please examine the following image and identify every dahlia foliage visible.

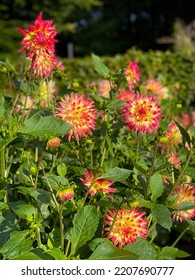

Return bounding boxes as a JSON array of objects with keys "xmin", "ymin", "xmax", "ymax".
[{"xmin": 0, "ymin": 12, "xmax": 195, "ymax": 261}]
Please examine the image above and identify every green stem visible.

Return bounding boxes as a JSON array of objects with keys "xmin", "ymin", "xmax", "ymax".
[
  {"xmin": 172, "ymin": 226, "xmax": 189, "ymax": 247},
  {"xmin": 145, "ymin": 144, "xmax": 158, "ymax": 199},
  {"xmin": 174, "ymin": 149, "xmax": 193, "ymax": 187},
  {"xmin": 0, "ymin": 149, "xmax": 5, "ymax": 180},
  {"xmin": 65, "ymin": 240, "xmax": 71, "ymax": 258},
  {"xmin": 136, "ymin": 132, "xmax": 140, "ymax": 162},
  {"xmin": 59, "ymin": 201, "xmax": 65, "ymax": 252},
  {"xmin": 36, "ymin": 227, "xmax": 42, "ymax": 247}
]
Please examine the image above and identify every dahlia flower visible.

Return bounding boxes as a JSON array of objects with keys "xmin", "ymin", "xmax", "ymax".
[
  {"xmin": 124, "ymin": 61, "xmax": 140, "ymax": 90},
  {"xmin": 143, "ymin": 79, "xmax": 168, "ymax": 100},
  {"xmin": 104, "ymin": 207, "xmax": 149, "ymax": 248},
  {"xmin": 17, "ymin": 12, "xmax": 59, "ymax": 77},
  {"xmin": 117, "ymin": 89, "xmax": 133, "ymax": 102},
  {"xmin": 55, "ymin": 93, "xmax": 98, "ymax": 142},
  {"xmin": 121, "ymin": 93, "xmax": 162, "ymax": 134},
  {"xmin": 80, "ymin": 169, "xmax": 116, "ymax": 196},
  {"xmin": 167, "ymin": 153, "xmax": 180, "ymax": 168},
  {"xmin": 172, "ymin": 184, "xmax": 195, "ymax": 222},
  {"xmin": 159, "ymin": 122, "xmax": 182, "ymax": 154},
  {"xmin": 98, "ymin": 79, "xmax": 111, "ymax": 98},
  {"xmin": 38, "ymin": 80, "xmax": 59, "ymax": 107}
]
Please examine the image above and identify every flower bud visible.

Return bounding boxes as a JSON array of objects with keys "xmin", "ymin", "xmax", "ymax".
[
  {"xmin": 47, "ymin": 137, "xmax": 61, "ymax": 150},
  {"xmin": 57, "ymin": 188, "xmax": 74, "ymax": 201}
]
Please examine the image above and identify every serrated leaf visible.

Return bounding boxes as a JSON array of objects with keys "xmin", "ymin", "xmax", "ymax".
[
  {"xmin": 107, "ymin": 100, "xmax": 125, "ymax": 110},
  {"xmin": 1, "ymin": 230, "xmax": 33, "ymax": 259},
  {"xmin": 22, "ymin": 116, "xmax": 72, "ymax": 138},
  {"xmin": 151, "ymin": 204, "xmax": 172, "ymax": 230},
  {"xmin": 159, "ymin": 246, "xmax": 189, "ymax": 260},
  {"xmin": 9, "ymin": 201, "xmax": 37, "ymax": 219},
  {"xmin": 177, "ymin": 201, "xmax": 195, "ymax": 211},
  {"xmin": 184, "ymin": 167, "xmax": 195, "ymax": 177},
  {"xmin": 186, "ymin": 219, "xmax": 195, "ymax": 233},
  {"xmin": 18, "ymin": 186, "xmax": 51, "ymax": 204},
  {"xmin": 150, "ymin": 173, "xmax": 164, "ymax": 201},
  {"xmin": 125, "ymin": 238, "xmax": 158, "ymax": 260},
  {"xmin": 175, "ymin": 120, "xmax": 191, "ymax": 146},
  {"xmin": 89, "ymin": 238, "xmax": 138, "ymax": 260},
  {"xmin": 57, "ymin": 163, "xmax": 67, "ymax": 176},
  {"xmin": 92, "ymin": 54, "xmax": 110, "ymax": 78},
  {"xmin": 69, "ymin": 205, "xmax": 99, "ymax": 255},
  {"xmin": 100, "ymin": 167, "xmax": 132, "ymax": 184},
  {"xmin": 46, "ymin": 248, "xmax": 67, "ymax": 260}
]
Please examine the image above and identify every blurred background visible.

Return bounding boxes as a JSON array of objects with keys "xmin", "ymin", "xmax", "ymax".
[{"xmin": 0, "ymin": 0, "xmax": 195, "ymax": 59}]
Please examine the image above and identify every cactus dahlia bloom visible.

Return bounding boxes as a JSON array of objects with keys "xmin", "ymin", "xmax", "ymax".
[
  {"xmin": 55, "ymin": 93, "xmax": 98, "ymax": 142},
  {"xmin": 104, "ymin": 207, "xmax": 149, "ymax": 249},
  {"xmin": 121, "ymin": 93, "xmax": 162, "ymax": 134},
  {"xmin": 17, "ymin": 12, "xmax": 58, "ymax": 77},
  {"xmin": 124, "ymin": 61, "xmax": 140, "ymax": 90},
  {"xmin": 159, "ymin": 122, "xmax": 182, "ymax": 154},
  {"xmin": 80, "ymin": 169, "xmax": 116, "ymax": 196},
  {"xmin": 117, "ymin": 89, "xmax": 134, "ymax": 102},
  {"xmin": 143, "ymin": 79, "xmax": 168, "ymax": 100},
  {"xmin": 172, "ymin": 184, "xmax": 195, "ymax": 222}
]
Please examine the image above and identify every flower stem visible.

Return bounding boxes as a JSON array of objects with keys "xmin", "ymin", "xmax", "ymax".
[
  {"xmin": 172, "ymin": 226, "xmax": 189, "ymax": 247},
  {"xmin": 0, "ymin": 149, "xmax": 5, "ymax": 180},
  {"xmin": 145, "ymin": 144, "xmax": 158, "ymax": 199},
  {"xmin": 59, "ymin": 201, "xmax": 65, "ymax": 252},
  {"xmin": 174, "ymin": 149, "xmax": 193, "ymax": 187}
]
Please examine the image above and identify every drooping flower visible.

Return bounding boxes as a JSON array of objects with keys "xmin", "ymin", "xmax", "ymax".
[
  {"xmin": 17, "ymin": 12, "xmax": 59, "ymax": 77},
  {"xmin": 143, "ymin": 79, "xmax": 169, "ymax": 100},
  {"xmin": 80, "ymin": 169, "xmax": 116, "ymax": 196},
  {"xmin": 55, "ymin": 93, "xmax": 98, "ymax": 142},
  {"xmin": 172, "ymin": 184, "xmax": 195, "ymax": 222},
  {"xmin": 57, "ymin": 188, "xmax": 74, "ymax": 201},
  {"xmin": 124, "ymin": 61, "xmax": 140, "ymax": 90},
  {"xmin": 121, "ymin": 93, "xmax": 162, "ymax": 134},
  {"xmin": 159, "ymin": 121, "xmax": 182, "ymax": 154},
  {"xmin": 117, "ymin": 89, "xmax": 133, "ymax": 102},
  {"xmin": 104, "ymin": 207, "xmax": 149, "ymax": 249}
]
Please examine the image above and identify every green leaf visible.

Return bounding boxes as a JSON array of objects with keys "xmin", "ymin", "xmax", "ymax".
[
  {"xmin": 100, "ymin": 167, "xmax": 132, "ymax": 184},
  {"xmin": 150, "ymin": 173, "xmax": 164, "ymax": 201},
  {"xmin": 69, "ymin": 205, "xmax": 99, "ymax": 255},
  {"xmin": 107, "ymin": 100, "xmax": 125, "ymax": 110},
  {"xmin": 57, "ymin": 163, "xmax": 67, "ymax": 176},
  {"xmin": 177, "ymin": 201, "xmax": 195, "ymax": 211},
  {"xmin": 184, "ymin": 167, "xmax": 195, "ymax": 177},
  {"xmin": 11, "ymin": 252, "xmax": 42, "ymax": 260},
  {"xmin": 46, "ymin": 248, "xmax": 68, "ymax": 260},
  {"xmin": 1, "ymin": 230, "xmax": 33, "ymax": 259},
  {"xmin": 18, "ymin": 186, "xmax": 51, "ymax": 204},
  {"xmin": 186, "ymin": 219, "xmax": 195, "ymax": 233},
  {"xmin": 89, "ymin": 238, "xmax": 138, "ymax": 260},
  {"xmin": 9, "ymin": 201, "xmax": 37, "ymax": 219},
  {"xmin": 174, "ymin": 120, "xmax": 191, "ymax": 146},
  {"xmin": 22, "ymin": 116, "xmax": 72, "ymax": 138},
  {"xmin": 125, "ymin": 238, "xmax": 158, "ymax": 260},
  {"xmin": 151, "ymin": 204, "xmax": 172, "ymax": 230},
  {"xmin": 92, "ymin": 54, "xmax": 110, "ymax": 78},
  {"xmin": 159, "ymin": 246, "xmax": 189, "ymax": 260}
]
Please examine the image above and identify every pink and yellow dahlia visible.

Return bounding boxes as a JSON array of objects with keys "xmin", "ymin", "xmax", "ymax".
[
  {"xmin": 167, "ymin": 153, "xmax": 180, "ymax": 169},
  {"xmin": 121, "ymin": 93, "xmax": 162, "ymax": 134},
  {"xmin": 17, "ymin": 12, "xmax": 59, "ymax": 77},
  {"xmin": 98, "ymin": 79, "xmax": 111, "ymax": 98},
  {"xmin": 80, "ymin": 169, "xmax": 116, "ymax": 196},
  {"xmin": 57, "ymin": 188, "xmax": 74, "ymax": 201},
  {"xmin": 124, "ymin": 61, "xmax": 140, "ymax": 90},
  {"xmin": 55, "ymin": 93, "xmax": 98, "ymax": 142},
  {"xmin": 143, "ymin": 79, "xmax": 168, "ymax": 100},
  {"xmin": 159, "ymin": 122, "xmax": 182, "ymax": 154},
  {"xmin": 117, "ymin": 89, "xmax": 133, "ymax": 102},
  {"xmin": 104, "ymin": 207, "xmax": 149, "ymax": 248},
  {"xmin": 47, "ymin": 137, "xmax": 61, "ymax": 150},
  {"xmin": 172, "ymin": 184, "xmax": 195, "ymax": 222}
]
